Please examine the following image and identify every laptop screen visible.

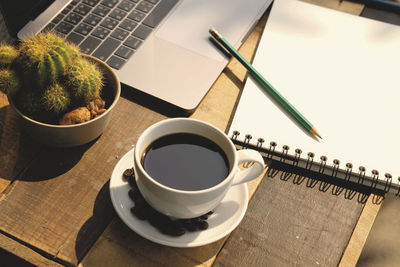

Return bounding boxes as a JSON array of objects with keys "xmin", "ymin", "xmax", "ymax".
[{"xmin": 0, "ymin": 0, "xmax": 55, "ymax": 37}]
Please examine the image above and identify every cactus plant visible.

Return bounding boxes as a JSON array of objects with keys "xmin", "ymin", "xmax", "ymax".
[
  {"xmin": 64, "ymin": 57, "xmax": 103, "ymax": 104},
  {"xmin": 0, "ymin": 45, "xmax": 19, "ymax": 68},
  {"xmin": 41, "ymin": 82, "xmax": 71, "ymax": 115},
  {"xmin": 0, "ymin": 32, "xmax": 106, "ymax": 125},
  {"xmin": 17, "ymin": 32, "xmax": 80, "ymax": 89},
  {"xmin": 0, "ymin": 69, "xmax": 20, "ymax": 96}
]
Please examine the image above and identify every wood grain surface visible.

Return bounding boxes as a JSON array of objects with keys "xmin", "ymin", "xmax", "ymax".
[
  {"xmin": 80, "ymin": 8, "xmax": 270, "ymax": 267},
  {"xmin": 0, "ymin": 1, "xmax": 384, "ymax": 266}
]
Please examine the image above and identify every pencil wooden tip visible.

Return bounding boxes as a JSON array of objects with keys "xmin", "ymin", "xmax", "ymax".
[
  {"xmin": 310, "ymin": 127, "xmax": 322, "ymax": 139},
  {"xmin": 209, "ymin": 28, "xmax": 222, "ymax": 39}
]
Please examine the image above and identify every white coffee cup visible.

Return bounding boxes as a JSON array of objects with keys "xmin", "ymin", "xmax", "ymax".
[{"xmin": 133, "ymin": 118, "xmax": 265, "ymax": 219}]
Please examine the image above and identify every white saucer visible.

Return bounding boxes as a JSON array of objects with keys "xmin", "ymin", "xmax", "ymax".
[{"xmin": 109, "ymin": 147, "xmax": 249, "ymax": 247}]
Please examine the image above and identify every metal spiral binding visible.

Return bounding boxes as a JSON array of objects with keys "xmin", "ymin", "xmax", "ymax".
[
  {"xmin": 294, "ymin": 149, "xmax": 302, "ymax": 167},
  {"xmin": 305, "ymin": 152, "xmax": 314, "ymax": 170},
  {"xmin": 331, "ymin": 159, "xmax": 343, "ymax": 195},
  {"xmin": 318, "ymin": 156, "xmax": 327, "ymax": 174},
  {"xmin": 280, "ymin": 148, "xmax": 301, "ymax": 182},
  {"xmin": 231, "ymin": 130, "xmax": 240, "ymax": 142},
  {"xmin": 370, "ymin": 170, "xmax": 379, "ymax": 191},
  {"xmin": 279, "ymin": 145, "xmax": 292, "ymax": 181},
  {"xmin": 266, "ymin": 141, "xmax": 279, "ymax": 178},
  {"xmin": 244, "ymin": 134, "xmax": 252, "ymax": 147},
  {"xmin": 331, "ymin": 159, "xmax": 340, "ymax": 177},
  {"xmin": 343, "ymin": 163, "xmax": 357, "ymax": 199},
  {"xmin": 318, "ymin": 156, "xmax": 330, "ymax": 192},
  {"xmin": 344, "ymin": 163, "xmax": 353, "ymax": 183},
  {"xmin": 281, "ymin": 145, "xmax": 289, "ymax": 163},
  {"xmin": 304, "ymin": 151, "xmax": 317, "ymax": 188},
  {"xmin": 240, "ymin": 134, "xmax": 255, "ymax": 168},
  {"xmin": 357, "ymin": 166, "xmax": 366, "ymax": 186},
  {"xmin": 269, "ymin": 141, "xmax": 277, "ymax": 160},
  {"xmin": 230, "ymin": 130, "xmax": 399, "ymax": 195},
  {"xmin": 256, "ymin": 138, "xmax": 265, "ymax": 151},
  {"xmin": 383, "ymin": 174, "xmax": 392, "ymax": 194}
]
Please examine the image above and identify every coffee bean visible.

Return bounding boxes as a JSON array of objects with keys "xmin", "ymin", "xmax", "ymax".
[
  {"xmin": 198, "ymin": 220, "xmax": 209, "ymax": 230},
  {"xmin": 123, "ymin": 168, "xmax": 134, "ymax": 178},
  {"xmin": 127, "ymin": 176, "xmax": 137, "ymax": 189},
  {"xmin": 200, "ymin": 214, "xmax": 209, "ymax": 220},
  {"xmin": 161, "ymin": 224, "xmax": 186, "ymax": 236},
  {"xmin": 131, "ymin": 206, "xmax": 147, "ymax": 220},
  {"xmin": 124, "ymin": 167, "xmax": 212, "ymax": 237},
  {"xmin": 185, "ymin": 219, "xmax": 198, "ymax": 232},
  {"xmin": 128, "ymin": 189, "xmax": 142, "ymax": 202}
]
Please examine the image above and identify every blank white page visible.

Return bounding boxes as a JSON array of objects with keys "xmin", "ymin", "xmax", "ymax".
[{"xmin": 229, "ymin": 0, "xmax": 400, "ymax": 185}]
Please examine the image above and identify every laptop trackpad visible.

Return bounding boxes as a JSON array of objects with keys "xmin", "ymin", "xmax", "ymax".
[{"xmin": 155, "ymin": 0, "xmax": 268, "ymax": 61}]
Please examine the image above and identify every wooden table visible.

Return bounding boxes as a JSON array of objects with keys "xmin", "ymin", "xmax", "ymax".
[{"xmin": 0, "ymin": 1, "xmax": 383, "ymax": 266}]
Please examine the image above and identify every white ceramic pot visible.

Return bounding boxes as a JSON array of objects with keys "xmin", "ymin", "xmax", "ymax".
[{"xmin": 8, "ymin": 55, "xmax": 121, "ymax": 147}]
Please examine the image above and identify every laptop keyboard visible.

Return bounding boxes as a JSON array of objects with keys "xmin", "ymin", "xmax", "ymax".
[{"xmin": 44, "ymin": 0, "xmax": 179, "ymax": 70}]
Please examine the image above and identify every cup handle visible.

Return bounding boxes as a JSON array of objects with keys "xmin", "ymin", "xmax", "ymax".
[{"xmin": 231, "ymin": 149, "xmax": 265, "ymax": 186}]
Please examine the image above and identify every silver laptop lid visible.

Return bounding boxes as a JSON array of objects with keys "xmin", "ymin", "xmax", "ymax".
[{"xmin": 0, "ymin": 0, "xmax": 70, "ymax": 39}]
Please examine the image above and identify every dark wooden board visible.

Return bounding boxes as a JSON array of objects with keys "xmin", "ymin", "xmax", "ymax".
[
  {"xmin": 0, "ymin": 2, "xmax": 380, "ymax": 266},
  {"xmin": 0, "ymin": 95, "xmax": 166, "ymax": 266},
  {"xmin": 213, "ymin": 166, "xmax": 366, "ymax": 266}
]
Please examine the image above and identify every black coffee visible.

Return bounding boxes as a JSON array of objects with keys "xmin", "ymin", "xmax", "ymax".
[{"xmin": 141, "ymin": 133, "xmax": 230, "ymax": 191}]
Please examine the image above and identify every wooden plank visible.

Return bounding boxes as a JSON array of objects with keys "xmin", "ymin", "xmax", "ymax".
[
  {"xmin": 0, "ymin": 26, "xmax": 40, "ymax": 195},
  {"xmin": 0, "ymin": 14, "xmax": 17, "ymax": 193},
  {"xmin": 0, "ymin": 232, "xmax": 63, "ymax": 267},
  {"xmin": 0, "ymin": 1, "xmax": 377, "ymax": 266},
  {"xmin": 213, "ymin": 166, "xmax": 368, "ymax": 266},
  {"xmin": 79, "ymin": 1, "xmax": 370, "ymax": 266},
  {"xmin": 79, "ymin": 218, "xmax": 227, "ymax": 267},
  {"xmin": 301, "ymin": 0, "xmax": 364, "ymax": 14},
  {"xmin": 0, "ymin": 26, "xmax": 31, "ymax": 193},
  {"xmin": 339, "ymin": 195, "xmax": 382, "ymax": 266},
  {"xmin": 0, "ymin": 92, "xmax": 41, "ymax": 193},
  {"xmin": 0, "ymin": 96, "xmax": 167, "ymax": 266},
  {"xmin": 212, "ymin": 2, "xmax": 368, "ymax": 266},
  {"xmin": 79, "ymin": 167, "xmax": 268, "ymax": 267},
  {"xmin": 80, "ymin": 10, "xmax": 271, "ymax": 267},
  {"xmin": 356, "ymin": 193, "xmax": 400, "ymax": 266},
  {"xmin": 190, "ymin": 10, "xmax": 269, "ymax": 132}
]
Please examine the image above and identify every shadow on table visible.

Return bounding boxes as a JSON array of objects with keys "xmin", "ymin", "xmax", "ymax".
[
  {"xmin": 75, "ymin": 180, "xmax": 116, "ymax": 262},
  {"xmin": 79, "ymin": 177, "xmax": 231, "ymax": 266},
  {"xmin": 93, "ymin": 215, "xmax": 224, "ymax": 266},
  {"xmin": 265, "ymin": 160, "xmax": 386, "ymax": 205},
  {"xmin": 121, "ymin": 84, "xmax": 191, "ymax": 118},
  {"xmin": 0, "ymin": 103, "xmax": 98, "ymax": 182},
  {"xmin": 18, "ymin": 139, "xmax": 96, "ymax": 182},
  {"xmin": 0, "ymin": 248, "xmax": 35, "ymax": 267}
]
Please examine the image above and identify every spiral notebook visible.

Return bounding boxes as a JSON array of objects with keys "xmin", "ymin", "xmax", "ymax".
[{"xmin": 229, "ymin": 0, "xmax": 400, "ymax": 195}]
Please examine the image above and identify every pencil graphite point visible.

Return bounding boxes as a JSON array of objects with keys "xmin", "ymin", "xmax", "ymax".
[{"xmin": 310, "ymin": 127, "xmax": 322, "ymax": 139}]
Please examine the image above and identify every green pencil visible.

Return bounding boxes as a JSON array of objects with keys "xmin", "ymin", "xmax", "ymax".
[{"xmin": 209, "ymin": 28, "xmax": 322, "ymax": 139}]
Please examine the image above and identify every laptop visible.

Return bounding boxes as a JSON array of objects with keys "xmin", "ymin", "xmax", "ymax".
[{"xmin": 0, "ymin": 0, "xmax": 271, "ymax": 113}]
